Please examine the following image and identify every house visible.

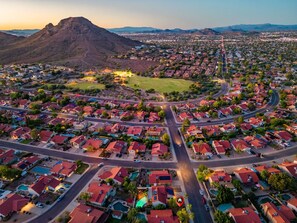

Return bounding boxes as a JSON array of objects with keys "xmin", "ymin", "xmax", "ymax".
[
  {"xmin": 128, "ymin": 141, "xmax": 146, "ymax": 157},
  {"xmin": 220, "ymin": 123, "xmax": 237, "ymax": 133},
  {"xmin": 179, "ymin": 112, "xmax": 193, "ymax": 121},
  {"xmin": 87, "ymin": 182, "xmax": 115, "ymax": 207},
  {"xmin": 228, "ymin": 207, "xmax": 261, "ymax": 223},
  {"xmin": 135, "ymin": 111, "xmax": 146, "ymax": 122},
  {"xmin": 150, "ymin": 186, "xmax": 167, "ymax": 207},
  {"xmin": 244, "ymin": 136, "xmax": 266, "ymax": 149},
  {"xmin": 231, "ymin": 139, "xmax": 250, "ymax": 152},
  {"xmin": 186, "ymin": 125, "xmax": 202, "ymax": 136},
  {"xmin": 146, "ymin": 127, "xmax": 163, "ymax": 136},
  {"xmin": 12, "ymin": 155, "xmax": 40, "ymax": 171},
  {"xmin": 10, "ymin": 127, "xmax": 31, "ymax": 140},
  {"xmin": 69, "ymin": 203, "xmax": 105, "ymax": 223},
  {"xmin": 193, "ymin": 112, "xmax": 208, "ymax": 120},
  {"xmin": 192, "ymin": 142, "xmax": 212, "ymax": 157},
  {"xmin": 151, "ymin": 143, "xmax": 169, "ymax": 157},
  {"xmin": 83, "ymin": 106, "xmax": 94, "ymax": 116},
  {"xmin": 98, "ymin": 167, "xmax": 128, "ymax": 185},
  {"xmin": 106, "ymin": 141, "xmax": 126, "ymax": 154},
  {"xmin": 254, "ymin": 165, "xmax": 281, "ymax": 175},
  {"xmin": 218, "ymin": 107, "xmax": 233, "ymax": 117},
  {"xmin": 50, "ymin": 135, "xmax": 68, "ymax": 145},
  {"xmin": 50, "ymin": 161, "xmax": 77, "ymax": 178},
  {"xmin": 234, "ymin": 168, "xmax": 259, "ymax": 184},
  {"xmin": 212, "ymin": 140, "xmax": 231, "ymax": 155},
  {"xmin": 248, "ymin": 117, "xmax": 264, "ymax": 128},
  {"xmin": 147, "ymin": 210, "xmax": 179, "ymax": 223},
  {"xmin": 262, "ymin": 202, "xmax": 295, "ymax": 223},
  {"xmin": 39, "ymin": 130, "xmax": 54, "ymax": 143},
  {"xmin": 148, "ymin": 112, "xmax": 160, "ymax": 122},
  {"xmin": 126, "ymin": 126, "xmax": 143, "ymax": 137},
  {"xmin": 278, "ymin": 161, "xmax": 297, "ymax": 178},
  {"xmin": 287, "ymin": 197, "xmax": 297, "ymax": 212},
  {"xmin": 0, "ymin": 149, "xmax": 18, "ymax": 165},
  {"xmin": 274, "ymin": 131, "xmax": 293, "ymax": 142},
  {"xmin": 149, "ymin": 170, "xmax": 172, "ymax": 185},
  {"xmin": 70, "ymin": 135, "xmax": 86, "ymax": 149},
  {"xmin": 29, "ymin": 176, "xmax": 61, "ymax": 196},
  {"xmin": 0, "ymin": 193, "xmax": 29, "ymax": 220},
  {"xmin": 209, "ymin": 170, "xmax": 231, "ymax": 184},
  {"xmin": 82, "ymin": 138, "xmax": 103, "ymax": 151},
  {"xmin": 240, "ymin": 123, "xmax": 253, "ymax": 132}
]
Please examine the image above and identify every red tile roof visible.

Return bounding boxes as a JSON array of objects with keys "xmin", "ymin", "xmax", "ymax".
[
  {"xmin": 87, "ymin": 182, "xmax": 112, "ymax": 205},
  {"xmin": 69, "ymin": 203, "xmax": 104, "ymax": 223},
  {"xmin": 151, "ymin": 143, "xmax": 169, "ymax": 156},
  {"xmin": 0, "ymin": 193, "xmax": 29, "ymax": 217},
  {"xmin": 229, "ymin": 207, "xmax": 261, "ymax": 223},
  {"xmin": 50, "ymin": 161, "xmax": 77, "ymax": 177},
  {"xmin": 98, "ymin": 167, "xmax": 128, "ymax": 184},
  {"xmin": 149, "ymin": 170, "xmax": 172, "ymax": 185},
  {"xmin": 147, "ymin": 209, "xmax": 179, "ymax": 223},
  {"xmin": 30, "ymin": 176, "xmax": 60, "ymax": 195},
  {"xmin": 234, "ymin": 168, "xmax": 259, "ymax": 184}
]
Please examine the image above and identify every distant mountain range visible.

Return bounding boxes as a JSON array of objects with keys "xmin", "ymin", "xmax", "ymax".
[
  {"xmin": 0, "ymin": 17, "xmax": 140, "ymax": 69},
  {"xmin": 2, "ymin": 23, "xmax": 297, "ymax": 37}
]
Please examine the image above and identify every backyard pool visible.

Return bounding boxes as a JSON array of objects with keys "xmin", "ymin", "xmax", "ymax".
[
  {"xmin": 30, "ymin": 166, "xmax": 51, "ymax": 175},
  {"xmin": 136, "ymin": 213, "xmax": 146, "ymax": 221},
  {"xmin": 17, "ymin": 184, "xmax": 29, "ymax": 191},
  {"xmin": 136, "ymin": 196, "xmax": 148, "ymax": 208},
  {"xmin": 258, "ymin": 196, "xmax": 279, "ymax": 206},
  {"xmin": 209, "ymin": 188, "xmax": 218, "ymax": 196},
  {"xmin": 217, "ymin": 203, "xmax": 234, "ymax": 213},
  {"xmin": 281, "ymin": 194, "xmax": 292, "ymax": 201},
  {"xmin": 111, "ymin": 201, "xmax": 129, "ymax": 213},
  {"xmin": 129, "ymin": 172, "xmax": 139, "ymax": 181}
]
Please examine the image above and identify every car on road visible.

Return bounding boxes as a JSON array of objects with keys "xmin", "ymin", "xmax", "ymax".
[
  {"xmin": 201, "ymin": 196, "xmax": 206, "ymax": 204},
  {"xmin": 98, "ymin": 162, "xmax": 104, "ymax": 167},
  {"xmin": 204, "ymin": 204, "xmax": 209, "ymax": 211},
  {"xmin": 57, "ymin": 195, "xmax": 64, "ymax": 202},
  {"xmin": 101, "ymin": 157, "xmax": 108, "ymax": 160},
  {"xmin": 36, "ymin": 202, "xmax": 44, "ymax": 208},
  {"xmin": 199, "ymin": 189, "xmax": 204, "ymax": 195},
  {"xmin": 134, "ymin": 159, "xmax": 141, "ymax": 163},
  {"xmin": 207, "ymin": 120, "xmax": 211, "ymax": 123}
]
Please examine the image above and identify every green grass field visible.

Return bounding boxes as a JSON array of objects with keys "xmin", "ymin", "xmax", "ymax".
[
  {"xmin": 66, "ymin": 82, "xmax": 105, "ymax": 90},
  {"xmin": 126, "ymin": 75, "xmax": 193, "ymax": 93}
]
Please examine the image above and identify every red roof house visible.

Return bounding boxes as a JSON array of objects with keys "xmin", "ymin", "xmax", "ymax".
[{"xmin": 0, "ymin": 193, "xmax": 29, "ymax": 219}]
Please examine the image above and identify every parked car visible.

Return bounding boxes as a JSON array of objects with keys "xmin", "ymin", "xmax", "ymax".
[
  {"xmin": 204, "ymin": 204, "xmax": 209, "ymax": 211},
  {"xmin": 199, "ymin": 189, "xmax": 204, "ymax": 196}
]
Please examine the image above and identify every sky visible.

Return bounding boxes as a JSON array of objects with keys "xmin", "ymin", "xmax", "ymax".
[{"xmin": 0, "ymin": 0, "xmax": 297, "ymax": 30}]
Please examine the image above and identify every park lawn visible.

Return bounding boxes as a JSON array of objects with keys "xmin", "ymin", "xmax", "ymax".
[
  {"xmin": 126, "ymin": 75, "xmax": 193, "ymax": 93},
  {"xmin": 66, "ymin": 81, "xmax": 105, "ymax": 90}
]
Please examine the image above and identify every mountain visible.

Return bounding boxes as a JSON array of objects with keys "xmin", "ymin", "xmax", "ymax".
[
  {"xmin": 1, "ymin": 29, "xmax": 39, "ymax": 37},
  {"xmin": 0, "ymin": 32, "xmax": 24, "ymax": 49},
  {"xmin": 0, "ymin": 17, "xmax": 141, "ymax": 69},
  {"xmin": 108, "ymin": 26, "xmax": 161, "ymax": 33},
  {"xmin": 213, "ymin": 23, "xmax": 297, "ymax": 32}
]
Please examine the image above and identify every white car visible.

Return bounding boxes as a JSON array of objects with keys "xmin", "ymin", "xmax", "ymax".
[
  {"xmin": 199, "ymin": 189, "xmax": 204, "ymax": 195},
  {"xmin": 98, "ymin": 162, "xmax": 104, "ymax": 167},
  {"xmin": 134, "ymin": 160, "xmax": 141, "ymax": 163}
]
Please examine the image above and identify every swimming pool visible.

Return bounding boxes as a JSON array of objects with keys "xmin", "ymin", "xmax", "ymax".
[
  {"xmin": 281, "ymin": 194, "xmax": 292, "ymax": 201},
  {"xmin": 30, "ymin": 166, "xmax": 51, "ymax": 175},
  {"xmin": 136, "ymin": 213, "xmax": 146, "ymax": 221},
  {"xmin": 136, "ymin": 196, "xmax": 148, "ymax": 208},
  {"xmin": 209, "ymin": 188, "xmax": 218, "ymax": 196},
  {"xmin": 112, "ymin": 201, "xmax": 129, "ymax": 213},
  {"xmin": 17, "ymin": 184, "xmax": 29, "ymax": 191},
  {"xmin": 129, "ymin": 172, "xmax": 139, "ymax": 181},
  {"xmin": 217, "ymin": 203, "xmax": 234, "ymax": 213}
]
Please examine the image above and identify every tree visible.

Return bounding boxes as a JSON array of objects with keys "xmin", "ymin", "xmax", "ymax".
[
  {"xmin": 30, "ymin": 128, "xmax": 39, "ymax": 141},
  {"xmin": 182, "ymin": 118, "xmax": 191, "ymax": 127},
  {"xmin": 197, "ymin": 164, "xmax": 212, "ymax": 182},
  {"xmin": 161, "ymin": 133, "xmax": 170, "ymax": 146},
  {"xmin": 79, "ymin": 192, "xmax": 91, "ymax": 202},
  {"xmin": 127, "ymin": 208, "xmax": 138, "ymax": 222},
  {"xmin": 231, "ymin": 179, "xmax": 241, "ymax": 190},
  {"xmin": 216, "ymin": 185, "xmax": 234, "ymax": 204},
  {"xmin": 268, "ymin": 173, "xmax": 297, "ymax": 192},
  {"xmin": 158, "ymin": 110, "xmax": 165, "ymax": 119},
  {"xmin": 260, "ymin": 170, "xmax": 269, "ymax": 181},
  {"xmin": 235, "ymin": 116, "xmax": 244, "ymax": 124},
  {"xmin": 0, "ymin": 165, "xmax": 21, "ymax": 180},
  {"xmin": 214, "ymin": 210, "xmax": 234, "ymax": 223},
  {"xmin": 177, "ymin": 205, "xmax": 194, "ymax": 223}
]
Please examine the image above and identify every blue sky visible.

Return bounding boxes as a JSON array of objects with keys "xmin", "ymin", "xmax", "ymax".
[{"xmin": 0, "ymin": 0, "xmax": 296, "ymax": 29}]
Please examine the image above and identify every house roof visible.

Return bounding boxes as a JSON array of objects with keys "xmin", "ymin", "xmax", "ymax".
[
  {"xmin": 147, "ymin": 209, "xmax": 179, "ymax": 223},
  {"xmin": 51, "ymin": 135, "xmax": 68, "ymax": 145},
  {"xmin": 69, "ymin": 203, "xmax": 104, "ymax": 223},
  {"xmin": 0, "ymin": 193, "xmax": 29, "ymax": 217},
  {"xmin": 149, "ymin": 170, "xmax": 172, "ymax": 185},
  {"xmin": 98, "ymin": 167, "xmax": 128, "ymax": 184},
  {"xmin": 82, "ymin": 139, "xmax": 103, "ymax": 150},
  {"xmin": 209, "ymin": 171, "xmax": 231, "ymax": 183},
  {"xmin": 151, "ymin": 186, "xmax": 167, "ymax": 205},
  {"xmin": 287, "ymin": 197, "xmax": 297, "ymax": 208},
  {"xmin": 151, "ymin": 143, "xmax": 168, "ymax": 156},
  {"xmin": 231, "ymin": 139, "xmax": 250, "ymax": 151},
  {"xmin": 128, "ymin": 141, "xmax": 146, "ymax": 153},
  {"xmin": 70, "ymin": 135, "xmax": 86, "ymax": 145},
  {"xmin": 106, "ymin": 141, "xmax": 125, "ymax": 154},
  {"xmin": 262, "ymin": 202, "xmax": 291, "ymax": 223},
  {"xmin": 234, "ymin": 168, "xmax": 259, "ymax": 183},
  {"xmin": 229, "ymin": 207, "xmax": 261, "ymax": 223},
  {"xmin": 87, "ymin": 182, "xmax": 112, "ymax": 204},
  {"xmin": 30, "ymin": 176, "xmax": 60, "ymax": 195},
  {"xmin": 51, "ymin": 161, "xmax": 77, "ymax": 177},
  {"xmin": 192, "ymin": 142, "xmax": 212, "ymax": 155},
  {"xmin": 278, "ymin": 161, "xmax": 297, "ymax": 177}
]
